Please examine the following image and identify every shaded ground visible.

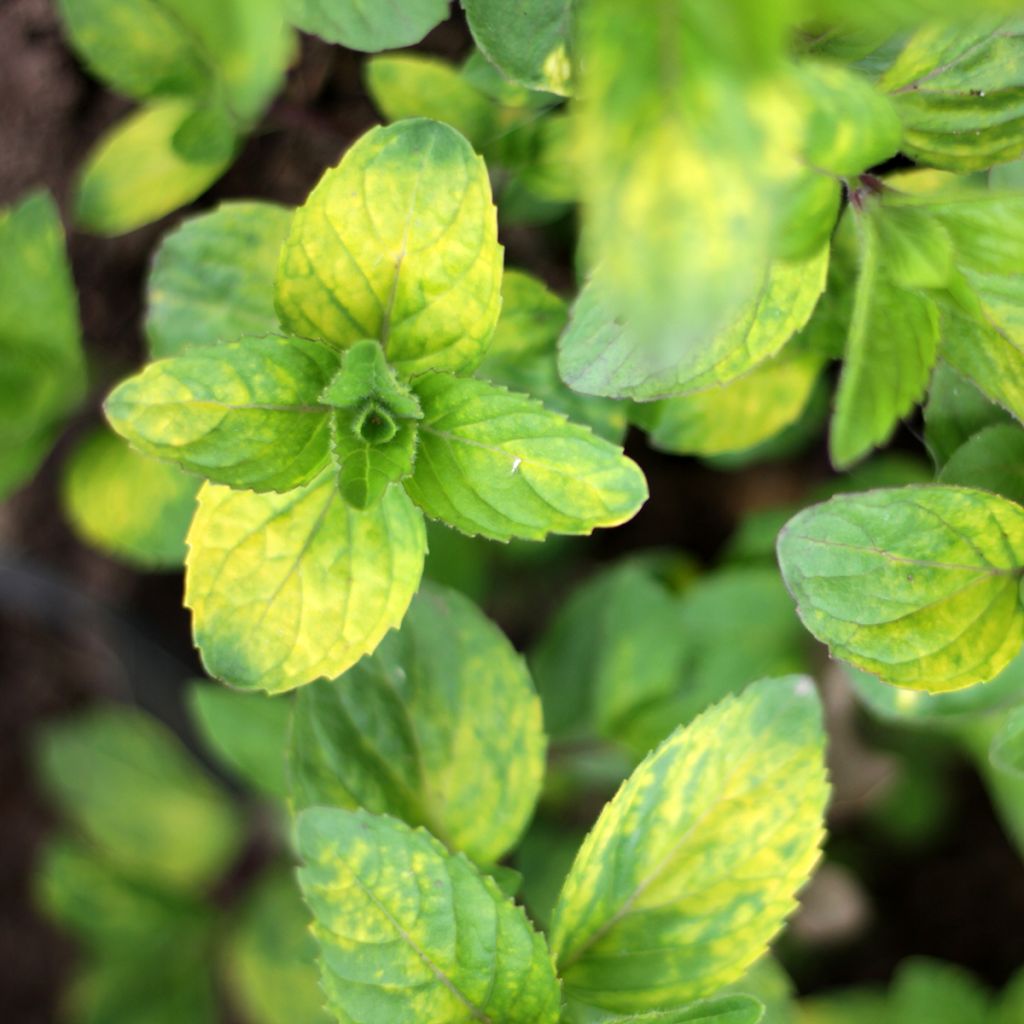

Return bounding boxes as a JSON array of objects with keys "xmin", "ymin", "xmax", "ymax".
[{"xmin": 1, "ymin": 2, "xmax": 1022, "ymax": 1020}]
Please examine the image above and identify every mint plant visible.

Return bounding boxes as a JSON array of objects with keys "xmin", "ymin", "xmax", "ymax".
[
  {"xmin": 103, "ymin": 118, "xmax": 646, "ymax": 692},
  {"xmin": 57, "ymin": 0, "xmax": 292, "ymax": 235}
]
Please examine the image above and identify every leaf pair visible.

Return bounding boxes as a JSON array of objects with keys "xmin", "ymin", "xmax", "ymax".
[
  {"xmin": 295, "ymin": 677, "xmax": 829, "ymax": 1022},
  {"xmin": 58, "ymin": 0, "xmax": 292, "ymax": 234},
  {"xmin": 105, "ymin": 119, "xmax": 647, "ymax": 692}
]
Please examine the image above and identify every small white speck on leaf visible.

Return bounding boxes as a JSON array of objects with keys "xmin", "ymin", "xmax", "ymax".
[
  {"xmin": 510, "ymin": 457, "xmax": 522, "ymax": 474},
  {"xmin": 793, "ymin": 676, "xmax": 815, "ymax": 697}
]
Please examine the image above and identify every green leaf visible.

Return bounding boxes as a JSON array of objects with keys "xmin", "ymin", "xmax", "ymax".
[
  {"xmin": 276, "ymin": 120, "xmax": 502, "ymax": 377},
  {"xmin": 530, "ymin": 561, "xmax": 687, "ymax": 741},
  {"xmin": 0, "ymin": 191, "xmax": 86, "ymax": 498},
  {"xmin": 365, "ymin": 54, "xmax": 496, "ymax": 147},
  {"xmin": 56, "ymin": 0, "xmax": 212, "ymax": 100},
  {"xmin": 185, "ymin": 475, "xmax": 426, "ymax": 692},
  {"xmin": 104, "ymin": 335, "xmax": 339, "ymax": 492},
  {"xmin": 830, "ymin": 210, "xmax": 940, "ymax": 469},
  {"xmin": 991, "ymin": 705, "xmax": 1024, "ymax": 778},
  {"xmin": 889, "ymin": 958, "xmax": 991, "ymax": 1024},
  {"xmin": 289, "ymin": 582, "xmax": 545, "ymax": 865},
  {"xmin": 558, "ymin": 248, "xmax": 828, "ymax": 401},
  {"xmin": 36, "ymin": 836, "xmax": 207, "ymax": 952},
  {"xmin": 939, "ymin": 423, "xmax": 1024, "ymax": 505},
  {"xmin": 61, "ymin": 428, "xmax": 199, "ymax": 570},
  {"xmin": 924, "ymin": 362, "xmax": 1014, "ymax": 465},
  {"xmin": 641, "ymin": 349, "xmax": 821, "ymax": 457},
  {"xmin": 223, "ymin": 871, "xmax": 329, "ymax": 1024},
  {"xmin": 286, "ymin": 0, "xmax": 450, "ymax": 51},
  {"xmin": 796, "ymin": 60, "xmax": 902, "ymax": 177},
  {"xmin": 850, "ymin": 648, "xmax": 1024, "ymax": 724},
  {"xmin": 188, "ymin": 683, "xmax": 291, "ymax": 799},
  {"xmin": 404, "ymin": 372, "xmax": 647, "ymax": 541},
  {"xmin": 550, "ymin": 676, "xmax": 828, "ymax": 1012},
  {"xmin": 563, "ymin": 995, "xmax": 766, "ymax": 1023},
  {"xmin": 297, "ymin": 807, "xmax": 562, "ymax": 1024},
  {"xmin": 146, "ymin": 201, "xmax": 293, "ymax": 357},
  {"xmin": 620, "ymin": 569, "xmax": 810, "ymax": 756},
  {"xmin": 572, "ymin": 0, "xmax": 802, "ymax": 364},
  {"xmin": 461, "ymin": 0, "xmax": 573, "ymax": 95},
  {"xmin": 998, "ymin": 968, "xmax": 1024, "ymax": 1024},
  {"xmin": 35, "ymin": 705, "xmax": 243, "ymax": 892},
  {"xmin": 881, "ymin": 18, "xmax": 1024, "ymax": 172},
  {"xmin": 74, "ymin": 99, "xmax": 233, "ymax": 236},
  {"xmin": 777, "ymin": 485, "xmax": 1024, "ymax": 691},
  {"xmin": 480, "ymin": 270, "xmax": 627, "ymax": 442}
]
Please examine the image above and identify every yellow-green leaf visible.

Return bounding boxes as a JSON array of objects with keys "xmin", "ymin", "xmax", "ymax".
[
  {"xmin": 223, "ymin": 871, "xmax": 329, "ymax": 1024},
  {"xmin": 777, "ymin": 485, "xmax": 1024, "ymax": 691},
  {"xmin": 74, "ymin": 99, "xmax": 233, "ymax": 236},
  {"xmin": 276, "ymin": 119, "xmax": 502, "ymax": 377},
  {"xmin": 61, "ymin": 428, "xmax": 199, "ymax": 570},
  {"xmin": 289, "ymin": 583, "xmax": 545, "ymax": 865},
  {"xmin": 185, "ymin": 475, "xmax": 426, "ymax": 692},
  {"xmin": 550, "ymin": 677, "xmax": 828, "ymax": 1012},
  {"xmin": 146, "ymin": 200, "xmax": 293, "ymax": 357},
  {"xmin": 365, "ymin": 54, "xmax": 496, "ymax": 147},
  {"xmin": 559, "ymin": 248, "xmax": 828, "ymax": 401},
  {"xmin": 297, "ymin": 807, "xmax": 562, "ymax": 1024},
  {"xmin": 35, "ymin": 705, "xmax": 243, "ymax": 893},
  {"xmin": 642, "ymin": 349, "xmax": 822, "ymax": 457},
  {"xmin": 104, "ymin": 335, "xmax": 339, "ymax": 493},
  {"xmin": 405, "ymin": 372, "xmax": 647, "ymax": 541}
]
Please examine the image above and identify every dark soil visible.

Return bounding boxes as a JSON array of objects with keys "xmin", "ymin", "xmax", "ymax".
[{"xmin": 1, "ymin": 2, "xmax": 1021, "ymax": 1020}]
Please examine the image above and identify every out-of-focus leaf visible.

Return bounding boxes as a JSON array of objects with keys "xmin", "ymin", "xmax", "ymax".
[
  {"xmin": 938, "ymin": 423, "xmax": 1024, "ymax": 504},
  {"xmin": 146, "ymin": 201, "xmax": 292, "ymax": 357},
  {"xmin": 286, "ymin": 0, "xmax": 450, "ymax": 52},
  {"xmin": 924, "ymin": 362, "xmax": 1014, "ymax": 466}
]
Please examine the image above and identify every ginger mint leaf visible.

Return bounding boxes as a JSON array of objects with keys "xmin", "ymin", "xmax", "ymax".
[
  {"xmin": 320, "ymin": 338, "xmax": 422, "ymax": 419},
  {"xmin": 404, "ymin": 372, "xmax": 647, "ymax": 542},
  {"xmin": 188, "ymin": 683, "xmax": 292, "ymax": 800},
  {"xmin": 296, "ymin": 807, "xmax": 562, "ymax": 1024},
  {"xmin": 572, "ymin": 0, "xmax": 799, "ymax": 363},
  {"xmin": 640, "ymin": 348, "xmax": 822, "ymax": 458},
  {"xmin": 146, "ymin": 201, "xmax": 293, "ymax": 357},
  {"xmin": 35, "ymin": 705, "xmax": 243, "ymax": 893},
  {"xmin": 0, "ymin": 190, "xmax": 86, "ymax": 500},
  {"xmin": 365, "ymin": 54, "xmax": 497, "ymax": 146},
  {"xmin": 550, "ymin": 677, "xmax": 828, "ymax": 1013},
  {"xmin": 924, "ymin": 364, "xmax": 1015, "ymax": 466},
  {"xmin": 939, "ymin": 423, "xmax": 1024, "ymax": 505},
  {"xmin": 991, "ymin": 705, "xmax": 1024, "ymax": 780},
  {"xmin": 561, "ymin": 995, "xmax": 766, "ymax": 1024},
  {"xmin": 61, "ymin": 428, "xmax": 199, "ymax": 570},
  {"xmin": 185, "ymin": 475, "xmax": 426, "ymax": 693},
  {"xmin": 74, "ymin": 98, "xmax": 234, "ymax": 236},
  {"xmin": 558, "ymin": 247, "xmax": 828, "ymax": 401},
  {"xmin": 462, "ymin": 0, "xmax": 574, "ymax": 96},
  {"xmin": 104, "ymin": 335, "xmax": 338, "ymax": 493},
  {"xmin": 777, "ymin": 485, "xmax": 1024, "ymax": 691},
  {"xmin": 829, "ymin": 209, "xmax": 940, "ymax": 470},
  {"xmin": 276, "ymin": 119, "xmax": 502, "ymax": 378},
  {"xmin": 479, "ymin": 270, "xmax": 627, "ymax": 443},
  {"xmin": 286, "ymin": 0, "xmax": 450, "ymax": 52},
  {"xmin": 880, "ymin": 17, "xmax": 1024, "ymax": 172},
  {"xmin": 222, "ymin": 871, "xmax": 328, "ymax": 1024},
  {"xmin": 289, "ymin": 582, "xmax": 545, "ymax": 865}
]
